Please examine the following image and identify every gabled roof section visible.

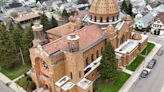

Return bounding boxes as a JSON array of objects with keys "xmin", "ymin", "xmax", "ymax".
[
  {"xmin": 156, "ymin": 12, "xmax": 164, "ymax": 24},
  {"xmin": 43, "ymin": 25, "xmax": 103, "ymax": 55}
]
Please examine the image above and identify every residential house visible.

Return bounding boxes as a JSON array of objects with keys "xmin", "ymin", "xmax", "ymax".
[
  {"xmin": 151, "ymin": 12, "xmax": 164, "ymax": 35},
  {"xmin": 134, "ymin": 12, "xmax": 155, "ymax": 30}
]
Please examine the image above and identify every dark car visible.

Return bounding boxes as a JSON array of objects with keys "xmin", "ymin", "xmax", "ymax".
[
  {"xmin": 147, "ymin": 59, "xmax": 156, "ymax": 69},
  {"xmin": 140, "ymin": 68, "xmax": 151, "ymax": 78}
]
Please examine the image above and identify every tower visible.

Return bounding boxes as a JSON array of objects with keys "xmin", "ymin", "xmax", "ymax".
[
  {"xmin": 67, "ymin": 34, "xmax": 80, "ymax": 52},
  {"xmin": 32, "ymin": 21, "xmax": 46, "ymax": 46}
]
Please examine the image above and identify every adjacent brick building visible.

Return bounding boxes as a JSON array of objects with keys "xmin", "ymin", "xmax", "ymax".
[{"xmin": 29, "ymin": 0, "xmax": 148, "ymax": 92}]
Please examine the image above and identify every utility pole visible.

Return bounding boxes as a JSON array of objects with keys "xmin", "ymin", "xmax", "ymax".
[{"xmin": 19, "ymin": 47, "xmax": 25, "ymax": 65}]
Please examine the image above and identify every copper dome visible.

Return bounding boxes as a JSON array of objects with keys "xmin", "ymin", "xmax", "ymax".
[
  {"xmin": 132, "ymin": 33, "xmax": 142, "ymax": 40},
  {"xmin": 89, "ymin": 0, "xmax": 119, "ymax": 22}
]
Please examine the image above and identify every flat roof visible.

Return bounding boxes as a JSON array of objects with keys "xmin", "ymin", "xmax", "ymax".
[
  {"xmin": 55, "ymin": 76, "xmax": 70, "ymax": 87},
  {"xmin": 77, "ymin": 78, "xmax": 92, "ymax": 90},
  {"xmin": 115, "ymin": 40, "xmax": 139, "ymax": 54},
  {"xmin": 61, "ymin": 82, "xmax": 75, "ymax": 91}
]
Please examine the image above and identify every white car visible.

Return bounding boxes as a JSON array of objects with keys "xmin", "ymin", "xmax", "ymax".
[{"xmin": 140, "ymin": 68, "xmax": 151, "ymax": 78}]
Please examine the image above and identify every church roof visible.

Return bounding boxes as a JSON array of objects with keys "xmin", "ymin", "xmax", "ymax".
[{"xmin": 43, "ymin": 25, "xmax": 103, "ymax": 55}]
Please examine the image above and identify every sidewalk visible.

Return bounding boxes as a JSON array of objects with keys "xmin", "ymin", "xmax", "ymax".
[
  {"xmin": 119, "ymin": 41, "xmax": 161, "ymax": 92},
  {"xmin": 0, "ymin": 71, "xmax": 31, "ymax": 92},
  {"xmin": 120, "ymin": 67, "xmax": 134, "ymax": 75}
]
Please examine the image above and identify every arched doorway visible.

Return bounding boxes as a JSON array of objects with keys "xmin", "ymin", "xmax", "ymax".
[{"xmin": 35, "ymin": 58, "xmax": 42, "ymax": 87}]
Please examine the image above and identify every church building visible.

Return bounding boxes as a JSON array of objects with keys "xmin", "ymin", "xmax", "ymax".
[{"xmin": 29, "ymin": 0, "xmax": 148, "ymax": 92}]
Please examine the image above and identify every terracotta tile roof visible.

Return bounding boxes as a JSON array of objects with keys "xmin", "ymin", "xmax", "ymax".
[
  {"xmin": 46, "ymin": 22, "xmax": 78, "ymax": 37},
  {"xmin": 156, "ymin": 12, "xmax": 164, "ymax": 24},
  {"xmin": 118, "ymin": 21, "xmax": 129, "ymax": 32},
  {"xmin": 43, "ymin": 25, "xmax": 103, "ymax": 55}
]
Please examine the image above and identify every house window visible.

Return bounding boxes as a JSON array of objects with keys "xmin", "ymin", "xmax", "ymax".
[{"xmin": 90, "ymin": 15, "xmax": 92, "ymax": 20}]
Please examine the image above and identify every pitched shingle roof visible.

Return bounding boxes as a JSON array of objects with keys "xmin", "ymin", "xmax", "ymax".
[{"xmin": 156, "ymin": 12, "xmax": 164, "ymax": 24}]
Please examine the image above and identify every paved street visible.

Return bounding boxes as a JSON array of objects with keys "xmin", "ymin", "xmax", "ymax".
[
  {"xmin": 0, "ymin": 80, "xmax": 14, "ymax": 92},
  {"xmin": 128, "ymin": 33, "xmax": 164, "ymax": 92}
]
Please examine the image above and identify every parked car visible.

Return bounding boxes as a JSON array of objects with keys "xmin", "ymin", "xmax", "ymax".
[
  {"xmin": 140, "ymin": 68, "xmax": 151, "ymax": 78},
  {"xmin": 147, "ymin": 59, "xmax": 156, "ymax": 69}
]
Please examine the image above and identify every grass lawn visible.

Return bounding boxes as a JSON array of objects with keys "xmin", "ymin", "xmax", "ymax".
[
  {"xmin": 127, "ymin": 42, "xmax": 155, "ymax": 71},
  {"xmin": 16, "ymin": 76, "xmax": 36, "ymax": 91},
  {"xmin": 94, "ymin": 72, "xmax": 130, "ymax": 92},
  {"xmin": 1, "ymin": 65, "xmax": 31, "ymax": 80}
]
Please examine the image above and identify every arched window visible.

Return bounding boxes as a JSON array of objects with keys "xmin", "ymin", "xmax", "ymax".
[
  {"xmin": 112, "ymin": 16, "xmax": 115, "ymax": 21},
  {"xmin": 101, "ymin": 47, "xmax": 104, "ymax": 55},
  {"xmin": 91, "ymin": 54, "xmax": 94, "ymax": 61},
  {"xmin": 94, "ymin": 16, "xmax": 97, "ymax": 22},
  {"xmin": 96, "ymin": 50, "xmax": 99, "ymax": 58},
  {"xmin": 85, "ymin": 57, "xmax": 89, "ymax": 66},
  {"xmin": 100, "ymin": 17, "xmax": 103, "ymax": 22},
  {"xmin": 70, "ymin": 72, "xmax": 73, "ymax": 79},
  {"xmin": 106, "ymin": 17, "xmax": 109, "ymax": 22}
]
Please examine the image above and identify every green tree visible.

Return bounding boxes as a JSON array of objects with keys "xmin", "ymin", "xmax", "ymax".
[
  {"xmin": 121, "ymin": 0, "xmax": 133, "ymax": 16},
  {"xmin": 10, "ymin": 23, "xmax": 24, "ymax": 64},
  {"xmin": 121, "ymin": 0, "xmax": 128, "ymax": 12},
  {"xmin": 40, "ymin": 13, "xmax": 51, "ymax": 32},
  {"xmin": 62, "ymin": 9, "xmax": 70, "ymax": 23},
  {"xmin": 21, "ymin": 26, "xmax": 34, "ymax": 64},
  {"xmin": 0, "ymin": 24, "xmax": 17, "ymax": 69},
  {"xmin": 127, "ymin": 3, "xmax": 133, "ymax": 16},
  {"xmin": 11, "ymin": 23, "xmax": 23, "ymax": 49},
  {"xmin": 50, "ymin": 16, "xmax": 58, "ymax": 28},
  {"xmin": 99, "ymin": 43, "xmax": 118, "ymax": 82},
  {"xmin": 8, "ymin": 22, "xmax": 14, "ymax": 31}
]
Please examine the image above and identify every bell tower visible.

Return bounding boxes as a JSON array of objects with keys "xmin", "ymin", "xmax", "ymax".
[
  {"xmin": 67, "ymin": 34, "xmax": 80, "ymax": 52},
  {"xmin": 32, "ymin": 21, "xmax": 46, "ymax": 47}
]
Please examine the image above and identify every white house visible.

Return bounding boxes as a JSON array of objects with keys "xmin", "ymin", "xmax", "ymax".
[{"xmin": 151, "ymin": 13, "xmax": 164, "ymax": 35}]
